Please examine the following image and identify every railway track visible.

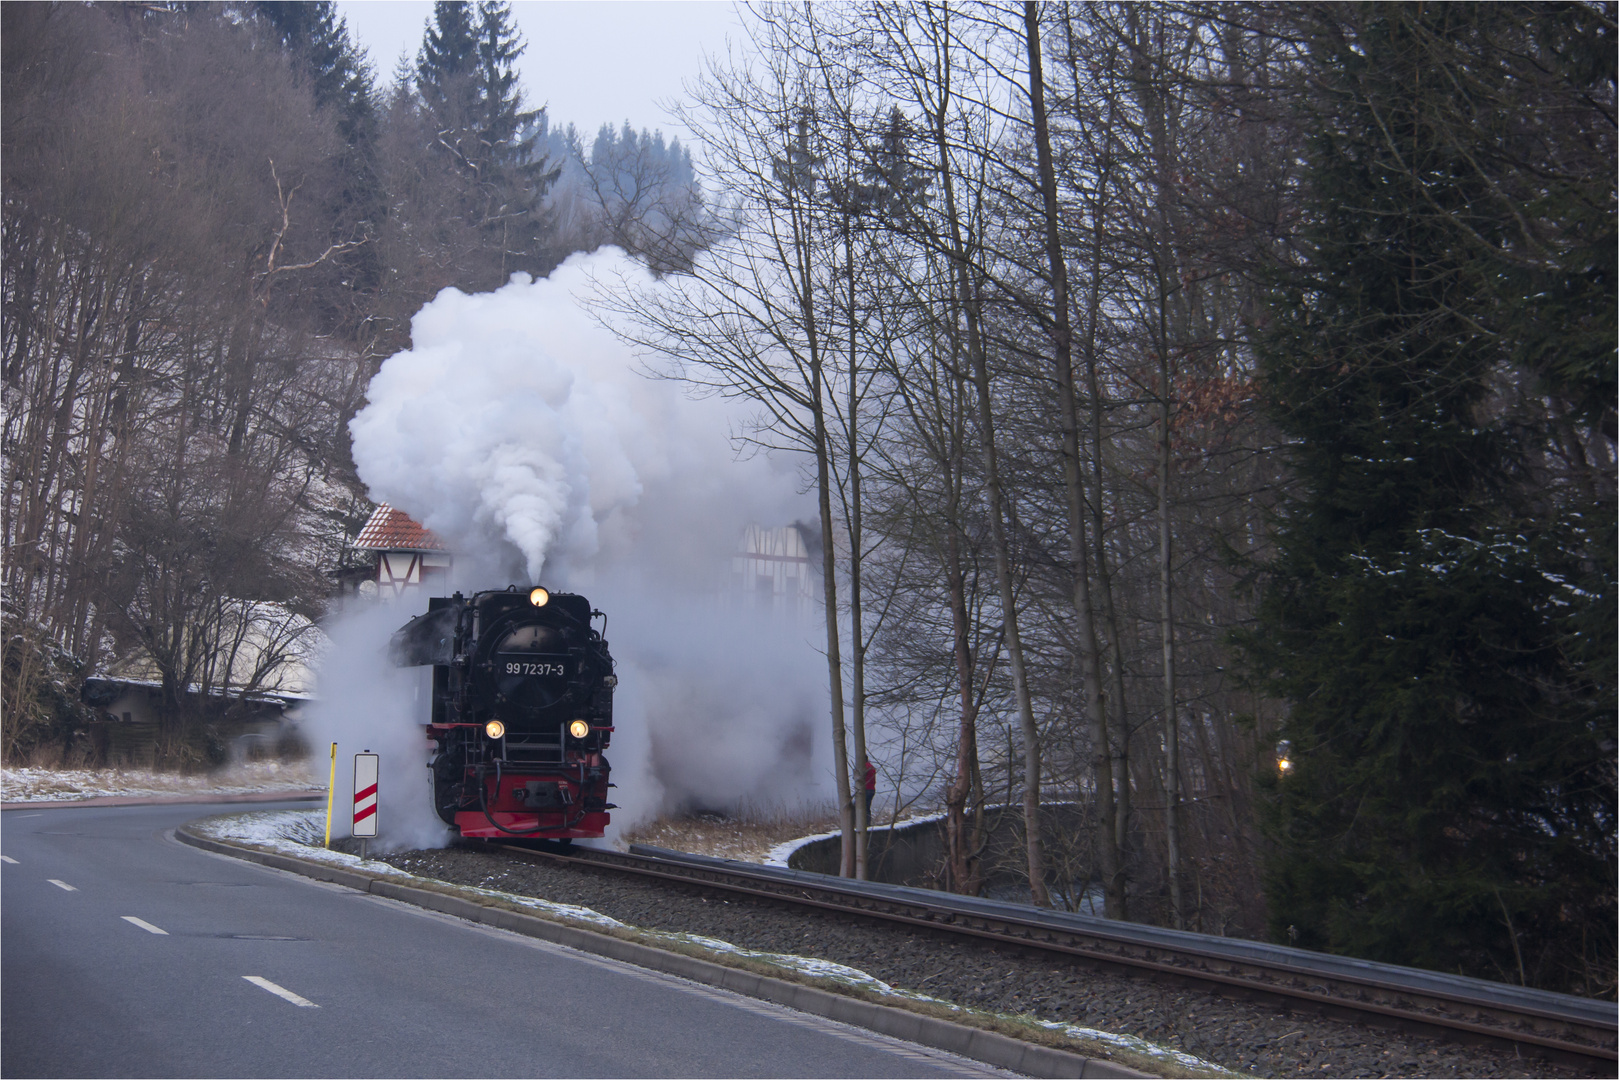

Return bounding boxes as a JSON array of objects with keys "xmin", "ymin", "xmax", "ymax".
[{"xmin": 489, "ymin": 840, "xmax": 1617, "ymax": 1072}]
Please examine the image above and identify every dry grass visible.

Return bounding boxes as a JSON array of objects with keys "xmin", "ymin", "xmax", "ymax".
[{"xmin": 623, "ymin": 801, "xmax": 843, "ymax": 863}]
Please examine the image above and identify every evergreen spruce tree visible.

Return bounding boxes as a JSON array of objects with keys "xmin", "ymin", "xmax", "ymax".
[
  {"xmin": 412, "ymin": 0, "xmax": 557, "ymax": 285},
  {"xmin": 1243, "ymin": 3, "xmax": 1614, "ymax": 994},
  {"xmin": 416, "ymin": 0, "xmax": 480, "ymax": 129},
  {"xmin": 252, "ymin": 1, "xmax": 375, "ymax": 144},
  {"xmin": 575, "ymin": 120, "xmax": 708, "ymax": 270},
  {"xmin": 474, "ymin": 1, "xmax": 529, "ymax": 160},
  {"xmin": 863, "ymin": 107, "xmax": 931, "ymax": 221}
]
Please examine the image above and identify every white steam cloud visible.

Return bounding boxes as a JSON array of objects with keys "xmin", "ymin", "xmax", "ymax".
[
  {"xmin": 313, "ymin": 249, "xmax": 832, "ymax": 849},
  {"xmin": 304, "ymin": 596, "xmax": 450, "ymax": 851}
]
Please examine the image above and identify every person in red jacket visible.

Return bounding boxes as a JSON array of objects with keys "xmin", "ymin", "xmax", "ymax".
[{"xmin": 861, "ymin": 759, "xmax": 876, "ymax": 819}]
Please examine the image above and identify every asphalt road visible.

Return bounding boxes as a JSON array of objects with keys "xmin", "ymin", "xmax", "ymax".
[{"xmin": 1, "ymin": 801, "xmax": 1001, "ymax": 1079}]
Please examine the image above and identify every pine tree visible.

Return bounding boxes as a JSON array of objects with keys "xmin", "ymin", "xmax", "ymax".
[
  {"xmin": 416, "ymin": 0, "xmax": 479, "ymax": 131},
  {"xmin": 474, "ymin": 1, "xmax": 529, "ymax": 160},
  {"xmin": 1243, "ymin": 3, "xmax": 1614, "ymax": 995},
  {"xmin": 411, "ymin": 0, "xmax": 557, "ymax": 285},
  {"xmin": 574, "ymin": 119, "xmax": 707, "ymax": 270},
  {"xmin": 863, "ymin": 107, "xmax": 931, "ymax": 221},
  {"xmin": 252, "ymin": 1, "xmax": 375, "ymax": 144}
]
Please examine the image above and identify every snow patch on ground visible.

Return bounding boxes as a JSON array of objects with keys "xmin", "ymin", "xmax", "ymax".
[
  {"xmin": 198, "ymin": 809, "xmax": 1231, "ymax": 1077},
  {"xmin": 764, "ymin": 827, "xmax": 842, "ymax": 867},
  {"xmin": 762, "ymin": 811, "xmax": 949, "ymax": 868},
  {"xmin": 2, "ymin": 762, "xmax": 321, "ymax": 802}
]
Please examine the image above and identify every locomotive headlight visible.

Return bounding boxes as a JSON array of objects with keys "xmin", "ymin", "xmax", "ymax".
[
  {"xmin": 568, "ymin": 719, "xmax": 590, "ymax": 740},
  {"xmin": 529, "ymin": 587, "xmax": 550, "ymax": 607},
  {"xmin": 485, "ymin": 720, "xmax": 506, "ymax": 739}
]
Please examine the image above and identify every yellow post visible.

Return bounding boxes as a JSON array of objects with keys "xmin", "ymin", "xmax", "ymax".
[{"xmin": 324, "ymin": 742, "xmax": 337, "ymax": 848}]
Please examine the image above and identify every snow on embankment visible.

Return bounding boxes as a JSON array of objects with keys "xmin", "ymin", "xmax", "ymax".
[
  {"xmin": 191, "ymin": 809, "xmax": 1229, "ymax": 1077},
  {"xmin": 2, "ymin": 763, "xmax": 320, "ymax": 803}
]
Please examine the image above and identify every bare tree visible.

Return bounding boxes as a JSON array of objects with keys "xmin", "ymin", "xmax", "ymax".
[
  {"xmin": 593, "ymin": 13, "xmax": 866, "ymax": 873},
  {"xmin": 3, "ymin": 4, "xmax": 371, "ymax": 764},
  {"xmin": 576, "ymin": 122, "xmax": 710, "ymax": 272}
]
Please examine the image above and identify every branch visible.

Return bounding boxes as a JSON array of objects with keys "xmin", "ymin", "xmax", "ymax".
[{"xmin": 256, "ymin": 159, "xmax": 368, "ymax": 306}]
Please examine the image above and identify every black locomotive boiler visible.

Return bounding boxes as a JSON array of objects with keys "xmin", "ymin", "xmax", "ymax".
[{"xmin": 390, "ymin": 586, "xmax": 617, "ymax": 839}]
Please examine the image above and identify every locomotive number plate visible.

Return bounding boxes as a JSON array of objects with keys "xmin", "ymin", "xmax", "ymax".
[{"xmin": 505, "ymin": 661, "xmax": 568, "ymax": 677}]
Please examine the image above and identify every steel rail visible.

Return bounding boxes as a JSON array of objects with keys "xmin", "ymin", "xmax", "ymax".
[{"xmin": 485, "ymin": 840, "xmax": 1616, "ymax": 1071}]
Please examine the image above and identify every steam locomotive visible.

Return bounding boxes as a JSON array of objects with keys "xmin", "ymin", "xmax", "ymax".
[{"xmin": 390, "ymin": 586, "xmax": 616, "ymax": 840}]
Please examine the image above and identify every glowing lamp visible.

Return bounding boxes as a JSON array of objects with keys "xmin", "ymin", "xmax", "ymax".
[
  {"xmin": 568, "ymin": 719, "xmax": 590, "ymax": 740},
  {"xmin": 485, "ymin": 720, "xmax": 505, "ymax": 739},
  {"xmin": 1278, "ymin": 758, "xmax": 1294, "ymax": 774},
  {"xmin": 529, "ymin": 587, "xmax": 550, "ymax": 607}
]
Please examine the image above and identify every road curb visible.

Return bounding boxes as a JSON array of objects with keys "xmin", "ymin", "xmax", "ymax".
[{"xmin": 175, "ymin": 825, "xmax": 1153, "ymax": 1079}]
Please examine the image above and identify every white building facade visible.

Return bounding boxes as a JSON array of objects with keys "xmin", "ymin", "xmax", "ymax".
[
  {"xmin": 352, "ymin": 504, "xmax": 452, "ymax": 600},
  {"xmin": 731, "ymin": 523, "xmax": 817, "ymax": 622}
]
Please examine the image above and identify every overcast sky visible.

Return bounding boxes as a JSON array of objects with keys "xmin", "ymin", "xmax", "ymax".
[{"xmin": 335, "ymin": 1, "xmax": 748, "ymax": 148}]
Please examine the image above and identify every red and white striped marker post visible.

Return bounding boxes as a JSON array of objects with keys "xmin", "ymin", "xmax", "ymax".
[{"xmin": 352, "ymin": 752, "xmax": 379, "ymax": 859}]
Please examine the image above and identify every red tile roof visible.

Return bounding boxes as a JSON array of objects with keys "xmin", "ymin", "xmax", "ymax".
[{"xmin": 353, "ymin": 504, "xmax": 448, "ymax": 552}]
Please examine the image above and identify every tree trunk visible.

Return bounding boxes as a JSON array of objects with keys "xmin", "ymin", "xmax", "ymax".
[
  {"xmin": 1074, "ymin": 115, "xmax": 1127, "ymax": 920},
  {"xmin": 782, "ymin": 116, "xmax": 855, "ymax": 879},
  {"xmin": 810, "ymin": 282, "xmax": 853, "ymax": 880},
  {"xmin": 1027, "ymin": 0, "xmax": 1122, "ymax": 917},
  {"xmin": 957, "ymin": 234, "xmax": 1049, "ymax": 910},
  {"xmin": 844, "ymin": 206, "xmax": 871, "ymax": 881},
  {"xmin": 1158, "ymin": 334, "xmax": 1183, "ymax": 928},
  {"xmin": 1130, "ymin": 3, "xmax": 1185, "ymax": 928},
  {"xmin": 902, "ymin": 3, "xmax": 1048, "ymax": 905},
  {"xmin": 944, "ymin": 525, "xmax": 982, "ymax": 895}
]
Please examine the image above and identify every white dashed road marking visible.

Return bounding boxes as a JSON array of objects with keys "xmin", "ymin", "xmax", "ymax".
[
  {"xmin": 47, "ymin": 879, "xmax": 76, "ymax": 892},
  {"xmin": 121, "ymin": 916, "xmax": 169, "ymax": 935},
  {"xmin": 243, "ymin": 976, "xmax": 319, "ymax": 1008},
  {"xmin": 1, "ymin": 854, "xmax": 17, "ymax": 864}
]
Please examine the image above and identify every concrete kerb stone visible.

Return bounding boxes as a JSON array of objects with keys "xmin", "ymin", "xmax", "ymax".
[{"xmin": 174, "ymin": 825, "xmax": 1153, "ymax": 1080}]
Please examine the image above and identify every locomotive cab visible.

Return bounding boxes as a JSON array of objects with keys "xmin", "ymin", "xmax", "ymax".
[{"xmin": 391, "ymin": 586, "xmax": 616, "ymax": 839}]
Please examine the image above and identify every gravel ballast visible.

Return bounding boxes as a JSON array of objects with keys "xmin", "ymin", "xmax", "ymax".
[{"xmin": 370, "ymin": 844, "xmax": 1598, "ymax": 1080}]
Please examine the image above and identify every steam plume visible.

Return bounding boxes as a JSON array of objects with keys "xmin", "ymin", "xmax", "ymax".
[{"xmin": 315, "ymin": 249, "xmax": 831, "ymax": 848}]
